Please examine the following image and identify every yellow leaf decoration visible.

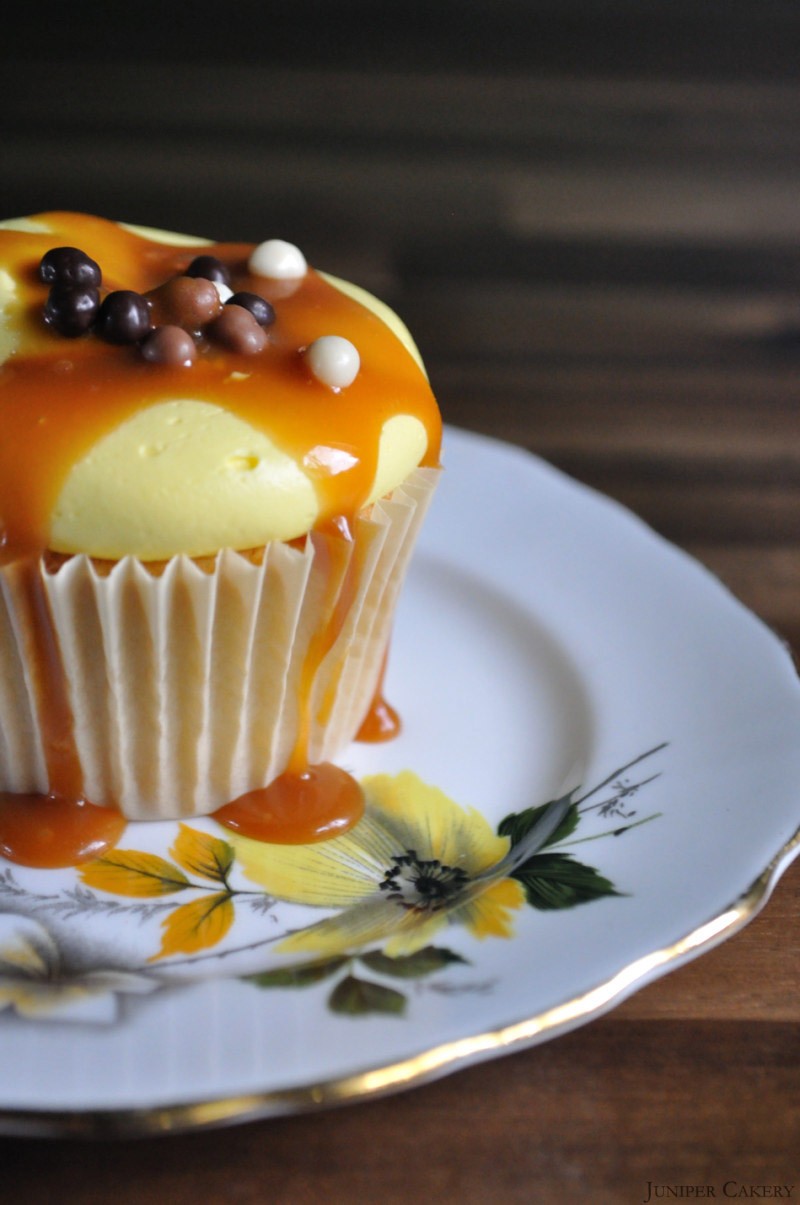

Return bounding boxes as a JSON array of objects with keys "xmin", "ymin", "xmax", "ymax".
[
  {"xmin": 151, "ymin": 893, "xmax": 235, "ymax": 961},
  {"xmin": 170, "ymin": 825, "xmax": 234, "ymax": 884},
  {"xmin": 80, "ymin": 851, "xmax": 190, "ymax": 897}
]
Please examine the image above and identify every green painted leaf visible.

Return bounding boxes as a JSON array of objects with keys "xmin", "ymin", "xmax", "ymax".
[
  {"xmin": 328, "ymin": 974, "xmax": 407, "ymax": 1017},
  {"xmin": 498, "ymin": 796, "xmax": 579, "ymax": 850},
  {"xmin": 360, "ymin": 946, "xmax": 469, "ymax": 979},
  {"xmin": 511, "ymin": 852, "xmax": 622, "ymax": 910},
  {"xmin": 245, "ymin": 956, "xmax": 348, "ymax": 989}
]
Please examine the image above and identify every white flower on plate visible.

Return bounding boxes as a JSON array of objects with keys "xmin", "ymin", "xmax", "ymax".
[{"xmin": 0, "ymin": 913, "xmax": 156, "ymax": 1024}]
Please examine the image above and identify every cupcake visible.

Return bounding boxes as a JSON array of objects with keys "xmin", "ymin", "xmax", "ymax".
[{"xmin": 0, "ymin": 213, "xmax": 441, "ymax": 865}]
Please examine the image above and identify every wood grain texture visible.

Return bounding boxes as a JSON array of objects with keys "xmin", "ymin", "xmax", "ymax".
[{"xmin": 1, "ymin": 3, "xmax": 799, "ymax": 1197}]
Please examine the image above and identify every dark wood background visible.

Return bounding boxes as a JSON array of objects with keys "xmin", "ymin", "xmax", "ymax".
[{"xmin": 1, "ymin": 3, "xmax": 799, "ymax": 1200}]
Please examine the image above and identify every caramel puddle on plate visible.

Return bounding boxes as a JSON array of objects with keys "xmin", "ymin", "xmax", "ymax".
[
  {"xmin": 0, "ymin": 792, "xmax": 127, "ymax": 869},
  {"xmin": 214, "ymin": 761, "xmax": 365, "ymax": 844}
]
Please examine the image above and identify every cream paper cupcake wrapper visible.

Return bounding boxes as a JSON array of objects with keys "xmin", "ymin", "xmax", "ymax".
[{"xmin": 0, "ymin": 468, "xmax": 439, "ymax": 821}]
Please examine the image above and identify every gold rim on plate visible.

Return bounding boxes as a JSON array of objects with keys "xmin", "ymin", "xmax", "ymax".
[{"xmin": 1, "ymin": 822, "xmax": 796, "ymax": 1140}]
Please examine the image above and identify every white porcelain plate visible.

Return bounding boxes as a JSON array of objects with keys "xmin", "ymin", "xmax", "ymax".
[{"xmin": 1, "ymin": 426, "xmax": 799, "ymax": 1137}]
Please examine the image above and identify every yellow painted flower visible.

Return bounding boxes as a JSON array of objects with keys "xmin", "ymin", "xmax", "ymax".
[{"xmin": 230, "ymin": 772, "xmax": 529, "ymax": 958}]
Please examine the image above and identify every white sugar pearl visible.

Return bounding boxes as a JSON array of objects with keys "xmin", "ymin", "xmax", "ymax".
[
  {"xmin": 248, "ymin": 238, "xmax": 307, "ymax": 280},
  {"xmin": 213, "ymin": 281, "xmax": 233, "ymax": 303},
  {"xmin": 305, "ymin": 335, "xmax": 361, "ymax": 389}
]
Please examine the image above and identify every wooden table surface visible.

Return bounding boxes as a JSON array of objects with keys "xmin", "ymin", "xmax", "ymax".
[{"xmin": 1, "ymin": 6, "xmax": 799, "ymax": 1201}]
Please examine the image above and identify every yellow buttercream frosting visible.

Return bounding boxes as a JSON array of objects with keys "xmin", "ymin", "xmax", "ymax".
[{"xmin": 0, "ymin": 216, "xmax": 438, "ymax": 561}]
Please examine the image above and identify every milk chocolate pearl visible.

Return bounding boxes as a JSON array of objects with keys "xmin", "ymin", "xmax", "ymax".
[
  {"xmin": 146, "ymin": 276, "xmax": 222, "ymax": 331},
  {"xmin": 39, "ymin": 246, "xmax": 101, "ymax": 288},
  {"xmin": 43, "ymin": 284, "xmax": 100, "ymax": 337},
  {"xmin": 140, "ymin": 325, "xmax": 196, "ymax": 366},
  {"xmin": 210, "ymin": 305, "xmax": 268, "ymax": 354},
  {"xmin": 95, "ymin": 290, "xmax": 152, "ymax": 344}
]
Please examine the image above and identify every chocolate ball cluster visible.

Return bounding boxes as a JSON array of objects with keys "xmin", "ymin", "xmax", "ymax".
[{"xmin": 39, "ymin": 246, "xmax": 276, "ymax": 366}]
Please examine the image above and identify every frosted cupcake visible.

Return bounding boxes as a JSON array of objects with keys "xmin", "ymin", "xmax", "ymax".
[{"xmin": 0, "ymin": 213, "xmax": 440, "ymax": 865}]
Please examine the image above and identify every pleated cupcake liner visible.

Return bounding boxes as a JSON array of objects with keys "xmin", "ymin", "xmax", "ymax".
[{"xmin": 0, "ymin": 468, "xmax": 439, "ymax": 820}]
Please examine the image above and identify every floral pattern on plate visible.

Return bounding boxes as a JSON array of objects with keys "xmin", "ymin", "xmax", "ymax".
[{"xmin": 0, "ymin": 743, "xmax": 665, "ymax": 1024}]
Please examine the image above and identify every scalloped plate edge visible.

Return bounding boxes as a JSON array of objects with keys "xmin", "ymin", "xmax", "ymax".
[{"xmin": 2, "ymin": 819, "xmax": 797, "ymax": 1140}]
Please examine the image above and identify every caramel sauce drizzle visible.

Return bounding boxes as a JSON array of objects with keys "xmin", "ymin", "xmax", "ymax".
[
  {"xmin": 356, "ymin": 648, "xmax": 402, "ymax": 743},
  {"xmin": 0, "ymin": 213, "xmax": 440, "ymax": 864}
]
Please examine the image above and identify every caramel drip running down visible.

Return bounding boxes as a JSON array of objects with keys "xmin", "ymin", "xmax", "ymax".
[
  {"xmin": 21, "ymin": 558, "xmax": 83, "ymax": 801},
  {"xmin": 356, "ymin": 693, "xmax": 402, "ymax": 744},
  {"xmin": 0, "ymin": 557, "xmax": 127, "ymax": 867},
  {"xmin": 356, "ymin": 647, "xmax": 402, "ymax": 743},
  {"xmin": 216, "ymin": 521, "xmax": 369, "ymax": 844},
  {"xmin": 0, "ymin": 214, "xmax": 439, "ymax": 861}
]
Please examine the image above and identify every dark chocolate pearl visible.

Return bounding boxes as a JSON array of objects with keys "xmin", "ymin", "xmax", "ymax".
[
  {"xmin": 146, "ymin": 276, "xmax": 222, "ymax": 331},
  {"xmin": 39, "ymin": 246, "xmax": 101, "ymax": 288},
  {"xmin": 210, "ymin": 305, "xmax": 268, "ymax": 354},
  {"xmin": 43, "ymin": 285, "xmax": 100, "ymax": 337},
  {"xmin": 95, "ymin": 290, "xmax": 152, "ymax": 344},
  {"xmin": 140, "ymin": 325, "xmax": 196, "ymax": 366},
  {"xmin": 227, "ymin": 291, "xmax": 275, "ymax": 327},
  {"xmin": 185, "ymin": 255, "xmax": 231, "ymax": 287}
]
